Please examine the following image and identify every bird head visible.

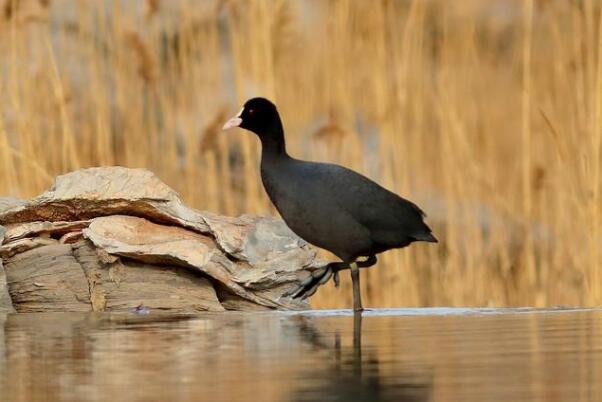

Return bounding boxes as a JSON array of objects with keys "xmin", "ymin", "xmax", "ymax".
[{"xmin": 222, "ymin": 97, "xmax": 280, "ymax": 136}]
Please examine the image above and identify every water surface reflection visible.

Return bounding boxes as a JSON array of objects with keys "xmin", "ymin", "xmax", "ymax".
[
  {"xmin": 1, "ymin": 308, "xmax": 601, "ymax": 402},
  {"xmin": 292, "ymin": 313, "xmax": 431, "ymax": 402}
]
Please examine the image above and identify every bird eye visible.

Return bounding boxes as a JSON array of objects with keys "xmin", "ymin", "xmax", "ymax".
[{"xmin": 248, "ymin": 109, "xmax": 254, "ymax": 115}]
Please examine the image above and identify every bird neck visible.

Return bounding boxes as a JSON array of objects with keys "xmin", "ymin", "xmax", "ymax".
[{"xmin": 258, "ymin": 117, "xmax": 288, "ymax": 160}]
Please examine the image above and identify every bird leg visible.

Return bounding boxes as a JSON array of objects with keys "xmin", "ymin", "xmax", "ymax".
[
  {"xmin": 350, "ymin": 262, "xmax": 363, "ymax": 312},
  {"xmin": 333, "ymin": 255, "xmax": 377, "ymax": 288}
]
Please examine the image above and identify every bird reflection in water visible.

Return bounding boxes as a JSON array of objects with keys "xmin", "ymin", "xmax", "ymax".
[{"xmin": 292, "ymin": 312, "xmax": 432, "ymax": 402}]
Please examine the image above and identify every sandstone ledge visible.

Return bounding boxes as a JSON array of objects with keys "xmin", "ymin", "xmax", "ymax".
[{"xmin": 0, "ymin": 167, "xmax": 327, "ymax": 313}]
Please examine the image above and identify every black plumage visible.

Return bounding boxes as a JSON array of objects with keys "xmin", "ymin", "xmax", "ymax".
[{"xmin": 223, "ymin": 97, "xmax": 437, "ymax": 311}]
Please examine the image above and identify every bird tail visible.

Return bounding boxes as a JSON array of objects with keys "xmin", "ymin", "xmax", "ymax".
[{"xmin": 413, "ymin": 232, "xmax": 438, "ymax": 243}]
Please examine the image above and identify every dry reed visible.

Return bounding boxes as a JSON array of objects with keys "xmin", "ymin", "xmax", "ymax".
[{"xmin": 0, "ymin": 0, "xmax": 600, "ymax": 308}]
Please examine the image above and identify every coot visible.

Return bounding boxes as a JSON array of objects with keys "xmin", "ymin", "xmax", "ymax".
[{"xmin": 223, "ymin": 98, "xmax": 437, "ymax": 311}]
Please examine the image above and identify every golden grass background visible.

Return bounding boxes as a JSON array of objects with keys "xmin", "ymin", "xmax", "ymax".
[{"xmin": 0, "ymin": 0, "xmax": 600, "ymax": 308}]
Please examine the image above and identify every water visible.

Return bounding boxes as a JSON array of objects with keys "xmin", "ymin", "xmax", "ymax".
[{"xmin": 1, "ymin": 308, "xmax": 601, "ymax": 402}]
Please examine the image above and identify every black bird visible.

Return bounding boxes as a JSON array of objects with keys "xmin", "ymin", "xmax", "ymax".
[{"xmin": 223, "ymin": 98, "xmax": 437, "ymax": 311}]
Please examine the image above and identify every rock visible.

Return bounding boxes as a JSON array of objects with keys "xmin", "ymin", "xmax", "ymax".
[
  {"xmin": 0, "ymin": 167, "xmax": 211, "ymax": 231},
  {"xmin": 3, "ymin": 220, "xmax": 90, "ymax": 243},
  {"xmin": 0, "ymin": 167, "xmax": 327, "ymax": 312},
  {"xmin": 0, "ymin": 237, "xmax": 59, "ymax": 259},
  {"xmin": 4, "ymin": 244, "xmax": 90, "ymax": 312},
  {"xmin": 0, "ymin": 224, "xmax": 12, "ymax": 313},
  {"xmin": 0, "ymin": 197, "xmax": 27, "ymax": 215},
  {"xmin": 0, "ymin": 260, "xmax": 13, "ymax": 313},
  {"xmin": 82, "ymin": 215, "xmax": 312, "ymax": 309},
  {"xmin": 72, "ymin": 241, "xmax": 224, "ymax": 312}
]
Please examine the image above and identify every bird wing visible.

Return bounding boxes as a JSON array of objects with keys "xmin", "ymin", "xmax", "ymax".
[{"xmin": 297, "ymin": 161, "xmax": 429, "ymax": 236}]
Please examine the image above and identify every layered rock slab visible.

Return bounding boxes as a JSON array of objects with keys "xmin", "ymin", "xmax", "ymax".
[{"xmin": 0, "ymin": 167, "xmax": 326, "ymax": 312}]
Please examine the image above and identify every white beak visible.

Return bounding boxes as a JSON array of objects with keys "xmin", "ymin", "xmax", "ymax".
[
  {"xmin": 222, "ymin": 107, "xmax": 244, "ymax": 130},
  {"xmin": 222, "ymin": 117, "xmax": 242, "ymax": 130}
]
